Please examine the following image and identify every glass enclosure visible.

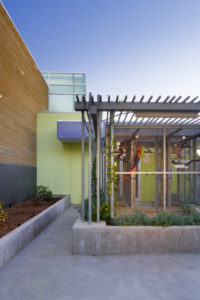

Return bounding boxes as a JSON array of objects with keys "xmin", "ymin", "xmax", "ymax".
[
  {"xmin": 42, "ymin": 72, "xmax": 86, "ymax": 112},
  {"xmin": 109, "ymin": 127, "xmax": 200, "ymax": 211}
]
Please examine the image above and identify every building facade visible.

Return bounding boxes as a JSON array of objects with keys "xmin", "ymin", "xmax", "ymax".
[
  {"xmin": 42, "ymin": 72, "xmax": 86, "ymax": 112},
  {"xmin": 0, "ymin": 3, "xmax": 48, "ymax": 206},
  {"xmin": 37, "ymin": 73, "xmax": 88, "ymax": 204}
]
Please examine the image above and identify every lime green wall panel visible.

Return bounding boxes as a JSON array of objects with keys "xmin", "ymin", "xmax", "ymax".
[
  {"xmin": 140, "ymin": 150, "xmax": 155, "ymax": 202},
  {"xmin": 37, "ymin": 112, "xmax": 88, "ymax": 204}
]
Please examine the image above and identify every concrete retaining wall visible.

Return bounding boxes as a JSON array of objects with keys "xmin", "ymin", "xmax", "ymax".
[
  {"xmin": 0, "ymin": 195, "xmax": 70, "ymax": 269},
  {"xmin": 72, "ymin": 219, "xmax": 200, "ymax": 255}
]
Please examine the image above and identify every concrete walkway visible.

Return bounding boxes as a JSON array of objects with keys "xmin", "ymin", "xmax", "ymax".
[{"xmin": 0, "ymin": 207, "xmax": 200, "ymax": 300}]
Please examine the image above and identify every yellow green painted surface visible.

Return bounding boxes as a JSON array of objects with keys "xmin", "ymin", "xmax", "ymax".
[
  {"xmin": 37, "ymin": 112, "xmax": 88, "ymax": 204},
  {"xmin": 140, "ymin": 145, "xmax": 155, "ymax": 202}
]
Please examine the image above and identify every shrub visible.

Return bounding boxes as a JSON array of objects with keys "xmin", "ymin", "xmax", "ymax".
[
  {"xmin": 184, "ymin": 204, "xmax": 192, "ymax": 215},
  {"xmin": 114, "ymin": 211, "xmax": 200, "ymax": 227},
  {"xmin": 32, "ymin": 185, "xmax": 53, "ymax": 201},
  {"xmin": 83, "ymin": 191, "xmax": 113, "ymax": 224},
  {"xmin": 0, "ymin": 201, "xmax": 8, "ymax": 225}
]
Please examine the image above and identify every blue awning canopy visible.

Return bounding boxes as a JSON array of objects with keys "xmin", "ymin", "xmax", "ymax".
[{"xmin": 57, "ymin": 121, "xmax": 88, "ymax": 143}]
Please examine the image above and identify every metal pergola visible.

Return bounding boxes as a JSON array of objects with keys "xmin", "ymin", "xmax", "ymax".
[{"xmin": 75, "ymin": 94, "xmax": 200, "ymax": 223}]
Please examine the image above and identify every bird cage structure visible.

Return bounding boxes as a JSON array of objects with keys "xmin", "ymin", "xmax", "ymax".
[{"xmin": 75, "ymin": 94, "xmax": 200, "ymax": 223}]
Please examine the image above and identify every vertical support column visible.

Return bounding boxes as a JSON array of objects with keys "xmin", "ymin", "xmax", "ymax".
[
  {"xmin": 131, "ymin": 138, "xmax": 136, "ymax": 209},
  {"xmin": 96, "ymin": 111, "xmax": 100, "ymax": 223},
  {"xmin": 81, "ymin": 112, "xmax": 85, "ymax": 221},
  {"xmin": 189, "ymin": 140, "xmax": 193, "ymax": 202},
  {"xmin": 163, "ymin": 128, "xmax": 166, "ymax": 211},
  {"xmin": 183, "ymin": 148, "xmax": 186, "ymax": 204},
  {"xmin": 105, "ymin": 125, "xmax": 109, "ymax": 203},
  {"xmin": 193, "ymin": 138, "xmax": 197, "ymax": 203},
  {"xmin": 110, "ymin": 111, "xmax": 114, "ymax": 219},
  {"xmin": 155, "ymin": 137, "xmax": 159, "ymax": 212},
  {"xmin": 88, "ymin": 110, "xmax": 92, "ymax": 224},
  {"xmin": 177, "ymin": 170, "xmax": 180, "ymax": 203},
  {"xmin": 99, "ymin": 112, "xmax": 103, "ymax": 191},
  {"xmin": 119, "ymin": 160, "xmax": 123, "ymax": 199},
  {"xmin": 167, "ymin": 138, "xmax": 172, "ymax": 208}
]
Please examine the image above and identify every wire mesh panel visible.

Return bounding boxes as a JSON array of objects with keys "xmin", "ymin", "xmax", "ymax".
[
  {"xmin": 114, "ymin": 129, "xmax": 163, "ymax": 209},
  {"xmin": 112, "ymin": 127, "xmax": 200, "ymax": 212}
]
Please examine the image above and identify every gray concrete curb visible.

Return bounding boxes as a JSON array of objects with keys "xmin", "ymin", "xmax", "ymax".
[
  {"xmin": 0, "ymin": 195, "xmax": 70, "ymax": 269},
  {"xmin": 72, "ymin": 219, "xmax": 200, "ymax": 255}
]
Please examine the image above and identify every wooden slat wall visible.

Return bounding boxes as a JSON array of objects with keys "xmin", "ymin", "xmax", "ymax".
[{"xmin": 0, "ymin": 3, "xmax": 48, "ymax": 166}]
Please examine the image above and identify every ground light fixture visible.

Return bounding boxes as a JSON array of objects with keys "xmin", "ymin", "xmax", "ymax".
[{"xmin": 196, "ymin": 149, "xmax": 200, "ymax": 156}]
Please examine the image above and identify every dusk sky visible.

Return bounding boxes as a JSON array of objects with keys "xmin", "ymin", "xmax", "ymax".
[{"xmin": 2, "ymin": 0, "xmax": 200, "ymax": 100}]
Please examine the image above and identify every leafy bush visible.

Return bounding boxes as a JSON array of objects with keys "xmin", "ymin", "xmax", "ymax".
[
  {"xmin": 0, "ymin": 201, "xmax": 8, "ymax": 225},
  {"xmin": 83, "ymin": 191, "xmax": 112, "ymax": 224},
  {"xmin": 114, "ymin": 211, "xmax": 200, "ymax": 227},
  {"xmin": 183, "ymin": 204, "xmax": 192, "ymax": 215},
  {"xmin": 32, "ymin": 185, "xmax": 53, "ymax": 201}
]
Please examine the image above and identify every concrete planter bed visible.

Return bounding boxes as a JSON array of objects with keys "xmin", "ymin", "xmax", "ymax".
[
  {"xmin": 72, "ymin": 219, "xmax": 200, "ymax": 255},
  {"xmin": 0, "ymin": 195, "xmax": 70, "ymax": 269}
]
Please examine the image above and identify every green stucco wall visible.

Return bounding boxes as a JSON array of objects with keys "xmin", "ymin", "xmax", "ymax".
[
  {"xmin": 37, "ymin": 112, "xmax": 88, "ymax": 204},
  {"xmin": 140, "ymin": 149, "xmax": 155, "ymax": 202}
]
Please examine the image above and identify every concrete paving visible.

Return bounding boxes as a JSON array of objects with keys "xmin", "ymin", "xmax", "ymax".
[{"xmin": 0, "ymin": 207, "xmax": 200, "ymax": 300}]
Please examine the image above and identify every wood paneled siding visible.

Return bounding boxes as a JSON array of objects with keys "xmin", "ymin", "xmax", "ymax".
[{"xmin": 0, "ymin": 3, "xmax": 48, "ymax": 166}]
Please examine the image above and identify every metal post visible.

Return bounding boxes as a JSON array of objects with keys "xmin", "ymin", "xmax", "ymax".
[
  {"xmin": 88, "ymin": 110, "xmax": 92, "ymax": 224},
  {"xmin": 96, "ymin": 111, "xmax": 100, "ymax": 222},
  {"xmin": 101, "ymin": 141, "xmax": 104, "ymax": 191},
  {"xmin": 193, "ymin": 138, "xmax": 197, "ymax": 203},
  {"xmin": 105, "ymin": 125, "xmax": 109, "ymax": 203},
  {"xmin": 163, "ymin": 128, "xmax": 166, "ymax": 211},
  {"xmin": 110, "ymin": 112, "xmax": 115, "ymax": 218},
  {"xmin": 155, "ymin": 137, "xmax": 159, "ymax": 212},
  {"xmin": 119, "ymin": 160, "xmax": 123, "ymax": 199},
  {"xmin": 99, "ymin": 112, "xmax": 103, "ymax": 191},
  {"xmin": 177, "ymin": 170, "xmax": 180, "ymax": 203},
  {"xmin": 167, "ymin": 138, "xmax": 172, "ymax": 208},
  {"xmin": 81, "ymin": 112, "xmax": 85, "ymax": 221},
  {"xmin": 183, "ymin": 148, "xmax": 186, "ymax": 204},
  {"xmin": 189, "ymin": 140, "xmax": 193, "ymax": 202}
]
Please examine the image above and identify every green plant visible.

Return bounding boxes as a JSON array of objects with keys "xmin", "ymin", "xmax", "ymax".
[
  {"xmin": 83, "ymin": 191, "xmax": 112, "ymax": 224},
  {"xmin": 106, "ymin": 137, "xmax": 119, "ymax": 197},
  {"xmin": 83, "ymin": 131, "xmax": 119, "ymax": 224},
  {"xmin": 114, "ymin": 211, "xmax": 200, "ymax": 227},
  {"xmin": 32, "ymin": 185, "xmax": 53, "ymax": 201},
  {"xmin": 91, "ymin": 159, "xmax": 97, "ymax": 198},
  {"xmin": 0, "ymin": 201, "xmax": 8, "ymax": 225},
  {"xmin": 184, "ymin": 204, "xmax": 191, "ymax": 215}
]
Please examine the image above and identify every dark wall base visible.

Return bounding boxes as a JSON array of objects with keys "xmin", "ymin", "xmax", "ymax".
[{"xmin": 0, "ymin": 164, "xmax": 36, "ymax": 207}]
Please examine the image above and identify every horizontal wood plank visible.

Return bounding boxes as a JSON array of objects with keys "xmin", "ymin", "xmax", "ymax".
[{"xmin": 0, "ymin": 4, "xmax": 48, "ymax": 166}]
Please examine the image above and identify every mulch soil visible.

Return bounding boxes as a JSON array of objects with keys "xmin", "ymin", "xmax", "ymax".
[{"xmin": 0, "ymin": 198, "xmax": 61, "ymax": 239}]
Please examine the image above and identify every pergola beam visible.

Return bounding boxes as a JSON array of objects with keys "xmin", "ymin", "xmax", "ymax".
[
  {"xmin": 75, "ymin": 102, "xmax": 200, "ymax": 112},
  {"xmin": 167, "ymin": 128, "xmax": 182, "ymax": 137}
]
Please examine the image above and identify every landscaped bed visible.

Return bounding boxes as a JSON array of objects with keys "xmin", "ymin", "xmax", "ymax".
[
  {"xmin": 74, "ymin": 202, "xmax": 200, "ymax": 255},
  {"xmin": 0, "ymin": 197, "xmax": 61, "ymax": 238},
  {"xmin": 113, "ymin": 210, "xmax": 200, "ymax": 227},
  {"xmin": 73, "ymin": 212, "xmax": 200, "ymax": 255},
  {"xmin": 0, "ymin": 194, "xmax": 70, "ymax": 269}
]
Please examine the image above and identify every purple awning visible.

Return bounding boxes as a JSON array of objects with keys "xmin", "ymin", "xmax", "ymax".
[{"xmin": 57, "ymin": 121, "xmax": 88, "ymax": 143}]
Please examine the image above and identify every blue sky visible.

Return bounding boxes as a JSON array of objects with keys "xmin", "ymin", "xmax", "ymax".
[{"xmin": 2, "ymin": 0, "xmax": 200, "ymax": 99}]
